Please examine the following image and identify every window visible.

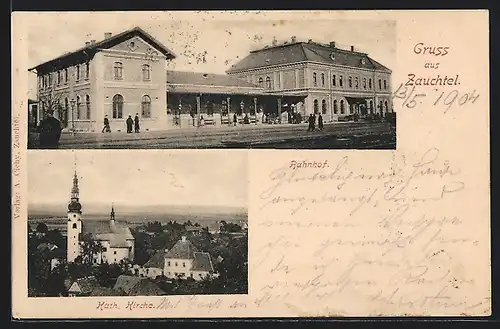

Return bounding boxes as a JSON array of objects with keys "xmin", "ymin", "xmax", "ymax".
[
  {"xmin": 340, "ymin": 100, "xmax": 345, "ymax": 114},
  {"xmin": 72, "ymin": 223, "xmax": 77, "ymax": 229},
  {"xmin": 103, "ymin": 247, "xmax": 107, "ymax": 252},
  {"xmin": 348, "ymin": 76, "xmax": 352, "ymax": 88},
  {"xmin": 313, "ymin": 73, "xmax": 317, "ymax": 86},
  {"xmin": 76, "ymin": 96, "xmax": 81, "ymax": 120},
  {"xmin": 85, "ymin": 62, "xmax": 90, "ymax": 79},
  {"xmin": 258, "ymin": 77, "xmax": 263, "ymax": 87},
  {"xmin": 313, "ymin": 99, "xmax": 319, "ymax": 114},
  {"xmin": 141, "ymin": 95, "xmax": 151, "ymax": 118},
  {"xmin": 332, "ymin": 75, "xmax": 336, "ymax": 86},
  {"xmin": 384, "ymin": 80, "xmax": 387, "ymax": 90},
  {"xmin": 114, "ymin": 62, "xmax": 123, "ymax": 79},
  {"xmin": 142, "ymin": 64, "xmax": 151, "ymax": 81},
  {"xmin": 333, "ymin": 100, "xmax": 338, "ymax": 114},
  {"xmin": 369, "ymin": 78, "xmax": 372, "ymax": 89},
  {"xmin": 112, "ymin": 94, "xmax": 123, "ymax": 119},
  {"xmin": 339, "ymin": 76, "xmax": 343, "ymax": 87},
  {"xmin": 86, "ymin": 95, "xmax": 90, "ymax": 120},
  {"xmin": 378, "ymin": 79, "xmax": 382, "ymax": 90},
  {"xmin": 321, "ymin": 73, "xmax": 325, "ymax": 86},
  {"xmin": 167, "ymin": 261, "xmax": 171, "ymax": 266},
  {"xmin": 48, "ymin": 73, "xmax": 52, "ymax": 87},
  {"xmin": 355, "ymin": 77, "xmax": 359, "ymax": 88},
  {"xmin": 114, "ymin": 251, "xmax": 117, "ymax": 255},
  {"xmin": 76, "ymin": 65, "xmax": 80, "ymax": 81},
  {"xmin": 265, "ymin": 76, "xmax": 271, "ymax": 89},
  {"xmin": 64, "ymin": 69, "xmax": 68, "ymax": 83},
  {"xmin": 321, "ymin": 100, "xmax": 327, "ymax": 114},
  {"xmin": 363, "ymin": 78, "xmax": 367, "ymax": 89},
  {"xmin": 175, "ymin": 262, "xmax": 178, "ymax": 266},
  {"xmin": 183, "ymin": 262, "xmax": 186, "ymax": 267},
  {"xmin": 57, "ymin": 71, "xmax": 61, "ymax": 85}
]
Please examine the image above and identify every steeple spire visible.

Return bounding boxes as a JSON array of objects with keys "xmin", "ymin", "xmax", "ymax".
[
  {"xmin": 68, "ymin": 167, "xmax": 82, "ymax": 214},
  {"xmin": 110, "ymin": 203, "xmax": 115, "ymax": 221}
]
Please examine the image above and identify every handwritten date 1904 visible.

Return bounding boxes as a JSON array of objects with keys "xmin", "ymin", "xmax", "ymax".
[{"xmin": 393, "ymin": 83, "xmax": 479, "ymax": 113}]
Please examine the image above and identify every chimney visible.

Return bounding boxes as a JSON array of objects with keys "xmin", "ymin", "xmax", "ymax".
[
  {"xmin": 350, "ymin": 45, "xmax": 355, "ymax": 51},
  {"xmin": 330, "ymin": 41, "xmax": 336, "ymax": 48},
  {"xmin": 85, "ymin": 41, "xmax": 91, "ymax": 47},
  {"xmin": 291, "ymin": 36, "xmax": 297, "ymax": 43},
  {"xmin": 272, "ymin": 37, "xmax": 277, "ymax": 46},
  {"xmin": 104, "ymin": 32, "xmax": 112, "ymax": 39},
  {"xmin": 308, "ymin": 39, "xmax": 313, "ymax": 43},
  {"xmin": 90, "ymin": 39, "xmax": 96, "ymax": 45}
]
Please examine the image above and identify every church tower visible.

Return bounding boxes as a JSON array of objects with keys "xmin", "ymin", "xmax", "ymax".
[{"xmin": 67, "ymin": 170, "xmax": 83, "ymax": 263}]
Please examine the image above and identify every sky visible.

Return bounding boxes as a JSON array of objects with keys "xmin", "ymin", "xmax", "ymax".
[
  {"xmin": 28, "ymin": 150, "xmax": 248, "ymax": 210},
  {"xmin": 25, "ymin": 11, "xmax": 396, "ymax": 98}
]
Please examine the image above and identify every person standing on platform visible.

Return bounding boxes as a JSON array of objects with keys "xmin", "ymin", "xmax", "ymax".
[
  {"xmin": 102, "ymin": 115, "xmax": 111, "ymax": 133},
  {"xmin": 134, "ymin": 113, "xmax": 140, "ymax": 133},
  {"xmin": 318, "ymin": 113, "xmax": 324, "ymax": 130},
  {"xmin": 36, "ymin": 109, "xmax": 62, "ymax": 149},
  {"xmin": 307, "ymin": 113, "xmax": 315, "ymax": 132},
  {"xmin": 126, "ymin": 115, "xmax": 133, "ymax": 133}
]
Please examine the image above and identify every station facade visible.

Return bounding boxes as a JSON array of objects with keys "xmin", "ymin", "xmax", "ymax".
[{"xmin": 29, "ymin": 27, "xmax": 392, "ymax": 132}]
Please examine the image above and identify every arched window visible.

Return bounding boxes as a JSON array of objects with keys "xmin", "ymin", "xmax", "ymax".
[
  {"xmin": 340, "ymin": 100, "xmax": 345, "ymax": 114},
  {"xmin": 333, "ymin": 100, "xmax": 338, "ymax": 114},
  {"xmin": 141, "ymin": 95, "xmax": 151, "ymax": 118},
  {"xmin": 76, "ymin": 96, "xmax": 81, "ymax": 119},
  {"xmin": 348, "ymin": 76, "xmax": 353, "ymax": 88},
  {"xmin": 332, "ymin": 75, "xmax": 336, "ymax": 86},
  {"xmin": 64, "ymin": 68, "xmax": 68, "ymax": 83},
  {"xmin": 321, "ymin": 100, "xmax": 327, "ymax": 114},
  {"xmin": 142, "ymin": 64, "xmax": 151, "ymax": 81},
  {"xmin": 57, "ymin": 71, "xmax": 61, "ymax": 85},
  {"xmin": 86, "ymin": 95, "xmax": 91, "ymax": 120},
  {"xmin": 265, "ymin": 76, "xmax": 272, "ymax": 89},
  {"xmin": 112, "ymin": 94, "xmax": 124, "ymax": 119},
  {"xmin": 355, "ymin": 77, "xmax": 359, "ymax": 88},
  {"xmin": 321, "ymin": 73, "xmax": 325, "ymax": 86},
  {"xmin": 339, "ymin": 76, "xmax": 343, "ymax": 87},
  {"xmin": 363, "ymin": 78, "xmax": 367, "ymax": 89},
  {"xmin": 72, "ymin": 223, "xmax": 77, "ymax": 229},
  {"xmin": 114, "ymin": 62, "xmax": 123, "ymax": 80},
  {"xmin": 369, "ymin": 78, "xmax": 372, "ymax": 89},
  {"xmin": 384, "ymin": 80, "xmax": 387, "ymax": 90},
  {"xmin": 258, "ymin": 77, "xmax": 264, "ymax": 87},
  {"xmin": 76, "ymin": 65, "xmax": 80, "ymax": 81},
  {"xmin": 313, "ymin": 99, "xmax": 319, "ymax": 114},
  {"xmin": 378, "ymin": 79, "xmax": 382, "ymax": 90},
  {"xmin": 313, "ymin": 73, "xmax": 317, "ymax": 86}
]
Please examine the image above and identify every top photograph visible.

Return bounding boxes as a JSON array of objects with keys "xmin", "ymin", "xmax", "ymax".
[{"xmin": 26, "ymin": 13, "xmax": 396, "ymax": 149}]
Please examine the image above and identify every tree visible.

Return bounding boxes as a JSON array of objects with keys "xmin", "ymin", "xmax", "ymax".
[
  {"xmin": 46, "ymin": 229, "xmax": 65, "ymax": 249},
  {"xmin": 80, "ymin": 233, "xmax": 104, "ymax": 265},
  {"xmin": 36, "ymin": 222, "xmax": 48, "ymax": 234},
  {"xmin": 38, "ymin": 83, "xmax": 64, "ymax": 119}
]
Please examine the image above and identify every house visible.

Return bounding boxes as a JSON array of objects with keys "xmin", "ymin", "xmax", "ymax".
[
  {"xmin": 90, "ymin": 286, "xmax": 126, "ymax": 296},
  {"xmin": 66, "ymin": 170, "xmax": 134, "ymax": 264},
  {"xmin": 113, "ymin": 275, "xmax": 165, "ymax": 296},
  {"xmin": 163, "ymin": 236, "xmax": 216, "ymax": 281},
  {"xmin": 185, "ymin": 225, "xmax": 203, "ymax": 236},
  {"xmin": 226, "ymin": 37, "xmax": 393, "ymax": 121},
  {"xmin": 141, "ymin": 250, "xmax": 166, "ymax": 279},
  {"xmin": 67, "ymin": 276, "xmax": 102, "ymax": 297}
]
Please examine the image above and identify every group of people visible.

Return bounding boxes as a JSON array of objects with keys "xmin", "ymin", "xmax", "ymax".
[
  {"xmin": 307, "ymin": 113, "xmax": 324, "ymax": 132},
  {"xmin": 102, "ymin": 114, "xmax": 141, "ymax": 133}
]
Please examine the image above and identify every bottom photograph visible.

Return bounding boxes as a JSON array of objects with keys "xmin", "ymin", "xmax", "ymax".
[{"xmin": 27, "ymin": 151, "xmax": 248, "ymax": 297}]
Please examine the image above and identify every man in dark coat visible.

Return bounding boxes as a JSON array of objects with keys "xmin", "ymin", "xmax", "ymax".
[
  {"xmin": 233, "ymin": 113, "xmax": 237, "ymax": 126},
  {"xmin": 318, "ymin": 113, "xmax": 324, "ymax": 130},
  {"xmin": 134, "ymin": 113, "xmax": 140, "ymax": 133},
  {"xmin": 307, "ymin": 113, "xmax": 315, "ymax": 132},
  {"xmin": 36, "ymin": 109, "xmax": 62, "ymax": 149},
  {"xmin": 102, "ymin": 115, "xmax": 110, "ymax": 133},
  {"xmin": 126, "ymin": 115, "xmax": 134, "ymax": 133}
]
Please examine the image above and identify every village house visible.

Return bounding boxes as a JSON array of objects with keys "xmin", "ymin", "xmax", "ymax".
[
  {"xmin": 113, "ymin": 275, "xmax": 165, "ymax": 296},
  {"xmin": 67, "ymin": 276, "xmax": 102, "ymax": 297}
]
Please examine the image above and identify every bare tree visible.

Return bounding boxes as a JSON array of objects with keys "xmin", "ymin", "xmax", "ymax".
[{"xmin": 38, "ymin": 77, "xmax": 64, "ymax": 119}]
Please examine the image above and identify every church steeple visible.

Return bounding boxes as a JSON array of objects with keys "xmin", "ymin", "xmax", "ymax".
[
  {"xmin": 68, "ymin": 170, "xmax": 82, "ymax": 214},
  {"xmin": 110, "ymin": 203, "xmax": 115, "ymax": 221}
]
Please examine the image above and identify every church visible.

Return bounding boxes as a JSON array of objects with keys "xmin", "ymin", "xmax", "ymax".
[{"xmin": 67, "ymin": 171, "xmax": 135, "ymax": 265}]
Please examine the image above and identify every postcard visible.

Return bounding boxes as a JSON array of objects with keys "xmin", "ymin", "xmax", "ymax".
[{"xmin": 11, "ymin": 10, "xmax": 490, "ymax": 318}]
